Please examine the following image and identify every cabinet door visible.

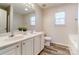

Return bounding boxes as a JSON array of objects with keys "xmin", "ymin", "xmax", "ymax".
[
  {"xmin": 40, "ymin": 34, "xmax": 45, "ymax": 51},
  {"xmin": 33, "ymin": 36, "xmax": 41, "ymax": 55},
  {"xmin": 22, "ymin": 39, "xmax": 33, "ymax": 55},
  {"xmin": 0, "ymin": 43, "xmax": 21, "ymax": 55}
]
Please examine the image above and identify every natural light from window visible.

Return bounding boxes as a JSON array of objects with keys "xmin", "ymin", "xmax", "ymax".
[
  {"xmin": 30, "ymin": 16, "xmax": 36, "ymax": 26},
  {"xmin": 55, "ymin": 12, "xmax": 65, "ymax": 25}
]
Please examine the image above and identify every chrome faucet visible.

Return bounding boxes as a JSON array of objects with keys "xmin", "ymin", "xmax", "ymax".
[{"xmin": 9, "ymin": 31, "xmax": 14, "ymax": 37}]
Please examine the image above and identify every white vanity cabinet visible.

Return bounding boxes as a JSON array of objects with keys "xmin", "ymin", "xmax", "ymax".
[
  {"xmin": 22, "ymin": 38, "xmax": 33, "ymax": 55},
  {"xmin": 33, "ymin": 35, "xmax": 44, "ymax": 55},
  {"xmin": 22, "ymin": 33, "xmax": 44, "ymax": 55},
  {"xmin": 0, "ymin": 43, "xmax": 21, "ymax": 55},
  {"xmin": 40, "ymin": 35, "xmax": 44, "ymax": 51},
  {"xmin": 33, "ymin": 36, "xmax": 41, "ymax": 55},
  {"xmin": 0, "ymin": 32, "xmax": 44, "ymax": 55}
]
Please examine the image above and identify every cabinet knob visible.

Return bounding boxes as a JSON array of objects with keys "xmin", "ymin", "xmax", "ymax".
[
  {"xmin": 16, "ymin": 45, "xmax": 19, "ymax": 48},
  {"xmin": 23, "ymin": 43, "xmax": 25, "ymax": 45}
]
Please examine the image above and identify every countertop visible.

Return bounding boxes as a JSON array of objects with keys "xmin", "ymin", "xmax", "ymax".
[{"xmin": 0, "ymin": 32, "xmax": 43, "ymax": 48}]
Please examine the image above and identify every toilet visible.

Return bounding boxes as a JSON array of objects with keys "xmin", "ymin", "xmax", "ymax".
[{"xmin": 45, "ymin": 36, "xmax": 52, "ymax": 46}]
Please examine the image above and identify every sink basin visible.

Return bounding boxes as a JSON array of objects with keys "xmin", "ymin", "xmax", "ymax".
[
  {"xmin": 0, "ymin": 36, "xmax": 9, "ymax": 43},
  {"xmin": 0, "ymin": 34, "xmax": 24, "ymax": 42},
  {"xmin": 0, "ymin": 32, "xmax": 38, "ymax": 42},
  {"xmin": 9, "ymin": 34, "xmax": 24, "ymax": 40},
  {"xmin": 0, "ymin": 36, "xmax": 9, "ymax": 40}
]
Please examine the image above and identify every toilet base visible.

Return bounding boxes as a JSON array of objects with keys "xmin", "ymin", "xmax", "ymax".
[{"xmin": 45, "ymin": 42, "xmax": 50, "ymax": 46}]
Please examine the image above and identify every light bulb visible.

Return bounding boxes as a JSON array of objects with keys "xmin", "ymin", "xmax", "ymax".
[{"xmin": 25, "ymin": 8, "xmax": 28, "ymax": 11}]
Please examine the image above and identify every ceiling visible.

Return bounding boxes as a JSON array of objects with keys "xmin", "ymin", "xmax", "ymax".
[
  {"xmin": 12, "ymin": 3, "xmax": 34, "ymax": 15},
  {"xmin": 0, "ymin": 3, "xmax": 34, "ymax": 15},
  {"xmin": 0, "ymin": 3, "xmax": 66, "ymax": 14},
  {"xmin": 37, "ymin": 3, "xmax": 65, "ymax": 9}
]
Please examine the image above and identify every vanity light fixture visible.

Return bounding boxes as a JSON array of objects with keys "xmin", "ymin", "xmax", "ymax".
[
  {"xmin": 24, "ymin": 3, "xmax": 34, "ymax": 11},
  {"xmin": 24, "ymin": 3, "xmax": 34, "ymax": 8}
]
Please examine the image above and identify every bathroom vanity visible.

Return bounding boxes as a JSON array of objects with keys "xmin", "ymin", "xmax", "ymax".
[{"xmin": 0, "ymin": 32, "xmax": 44, "ymax": 55}]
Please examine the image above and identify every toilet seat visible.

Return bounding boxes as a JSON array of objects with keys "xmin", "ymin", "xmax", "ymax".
[{"xmin": 44, "ymin": 36, "xmax": 52, "ymax": 46}]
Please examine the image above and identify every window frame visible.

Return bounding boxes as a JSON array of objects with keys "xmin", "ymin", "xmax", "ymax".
[
  {"xmin": 55, "ymin": 11, "xmax": 66, "ymax": 26},
  {"xmin": 30, "ymin": 16, "xmax": 36, "ymax": 26}
]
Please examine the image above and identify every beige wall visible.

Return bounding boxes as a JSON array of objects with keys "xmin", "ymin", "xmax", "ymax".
[
  {"xmin": 33, "ymin": 4, "xmax": 43, "ymax": 31},
  {"xmin": 43, "ymin": 4, "xmax": 78, "ymax": 46},
  {"xmin": 78, "ymin": 4, "xmax": 79, "ymax": 33}
]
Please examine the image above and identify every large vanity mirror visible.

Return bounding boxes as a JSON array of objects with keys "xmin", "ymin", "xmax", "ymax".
[
  {"xmin": 0, "ymin": 3, "xmax": 10, "ymax": 34},
  {"xmin": 0, "ymin": 3, "xmax": 36, "ymax": 35},
  {"xmin": 12, "ymin": 3, "xmax": 36, "ymax": 32},
  {"xmin": 0, "ymin": 8, "xmax": 7, "ymax": 33}
]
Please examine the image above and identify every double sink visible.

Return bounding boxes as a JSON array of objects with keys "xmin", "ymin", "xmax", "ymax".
[{"xmin": 0, "ymin": 31, "xmax": 38, "ymax": 48}]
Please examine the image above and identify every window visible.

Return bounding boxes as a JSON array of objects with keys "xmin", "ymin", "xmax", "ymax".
[
  {"xmin": 30, "ymin": 16, "xmax": 36, "ymax": 25},
  {"xmin": 55, "ymin": 12, "xmax": 65, "ymax": 25}
]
